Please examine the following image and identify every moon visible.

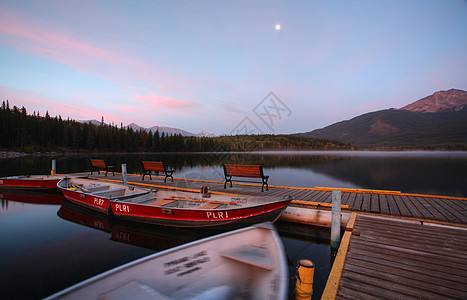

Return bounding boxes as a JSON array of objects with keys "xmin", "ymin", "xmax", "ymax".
[{"xmin": 275, "ymin": 24, "xmax": 281, "ymax": 31}]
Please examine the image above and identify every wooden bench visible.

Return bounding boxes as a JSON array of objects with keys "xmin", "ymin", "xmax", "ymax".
[
  {"xmin": 223, "ymin": 164, "xmax": 269, "ymax": 192},
  {"xmin": 141, "ymin": 161, "xmax": 174, "ymax": 183},
  {"xmin": 90, "ymin": 159, "xmax": 115, "ymax": 176}
]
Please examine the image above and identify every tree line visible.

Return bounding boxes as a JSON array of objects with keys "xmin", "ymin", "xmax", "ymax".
[{"xmin": 0, "ymin": 101, "xmax": 352, "ymax": 153}]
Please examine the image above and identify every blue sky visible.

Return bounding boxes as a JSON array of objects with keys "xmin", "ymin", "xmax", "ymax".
[{"xmin": 1, "ymin": 0, "xmax": 466, "ymax": 135}]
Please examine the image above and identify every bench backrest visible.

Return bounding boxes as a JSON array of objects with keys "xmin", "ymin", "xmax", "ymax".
[
  {"xmin": 142, "ymin": 161, "xmax": 166, "ymax": 172},
  {"xmin": 90, "ymin": 159, "xmax": 106, "ymax": 169},
  {"xmin": 223, "ymin": 164, "xmax": 264, "ymax": 178}
]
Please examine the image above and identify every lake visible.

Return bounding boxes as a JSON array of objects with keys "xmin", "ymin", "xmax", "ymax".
[{"xmin": 1, "ymin": 151, "xmax": 466, "ymax": 299}]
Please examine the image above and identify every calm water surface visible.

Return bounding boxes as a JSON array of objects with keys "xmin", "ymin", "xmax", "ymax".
[{"xmin": 1, "ymin": 151, "xmax": 466, "ymax": 299}]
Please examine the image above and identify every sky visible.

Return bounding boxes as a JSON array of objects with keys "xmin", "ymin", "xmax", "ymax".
[{"xmin": 1, "ymin": 0, "xmax": 466, "ymax": 135}]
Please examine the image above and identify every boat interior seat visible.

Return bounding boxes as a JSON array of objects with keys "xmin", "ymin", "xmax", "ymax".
[
  {"xmin": 199, "ymin": 203, "xmax": 224, "ymax": 209},
  {"xmin": 148, "ymin": 199, "xmax": 178, "ymax": 206},
  {"xmin": 91, "ymin": 188, "xmax": 126, "ymax": 197},
  {"xmin": 85, "ymin": 185, "xmax": 111, "ymax": 192},
  {"xmin": 219, "ymin": 245, "xmax": 273, "ymax": 271}
]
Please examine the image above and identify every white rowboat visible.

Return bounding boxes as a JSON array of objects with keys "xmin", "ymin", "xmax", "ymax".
[{"xmin": 46, "ymin": 222, "xmax": 288, "ymax": 300}]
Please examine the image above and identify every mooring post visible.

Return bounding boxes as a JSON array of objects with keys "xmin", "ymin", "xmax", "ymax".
[
  {"xmin": 122, "ymin": 163, "xmax": 127, "ymax": 185},
  {"xmin": 331, "ymin": 190, "xmax": 341, "ymax": 249},
  {"xmin": 51, "ymin": 159, "xmax": 56, "ymax": 175},
  {"xmin": 295, "ymin": 259, "xmax": 314, "ymax": 300}
]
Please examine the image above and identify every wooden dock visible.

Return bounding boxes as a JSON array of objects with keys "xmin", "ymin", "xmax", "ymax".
[
  {"xmin": 85, "ymin": 172, "xmax": 467, "ymax": 225},
  {"xmin": 323, "ymin": 214, "xmax": 467, "ymax": 299},
  {"xmin": 79, "ymin": 172, "xmax": 467, "ymax": 299}
]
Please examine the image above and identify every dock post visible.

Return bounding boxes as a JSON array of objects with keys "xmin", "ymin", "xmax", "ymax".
[
  {"xmin": 294, "ymin": 259, "xmax": 314, "ymax": 300},
  {"xmin": 51, "ymin": 159, "xmax": 56, "ymax": 175},
  {"xmin": 331, "ymin": 190, "xmax": 341, "ymax": 249},
  {"xmin": 122, "ymin": 163, "xmax": 127, "ymax": 185}
]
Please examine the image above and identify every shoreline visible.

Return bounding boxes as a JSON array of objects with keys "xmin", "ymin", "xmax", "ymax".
[{"xmin": 1, "ymin": 149, "xmax": 466, "ymax": 159}]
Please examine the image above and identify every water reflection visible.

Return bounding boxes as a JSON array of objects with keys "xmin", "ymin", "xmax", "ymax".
[
  {"xmin": 58, "ymin": 200, "xmax": 227, "ymax": 251},
  {"xmin": 56, "ymin": 200, "xmax": 334, "ymax": 300},
  {"xmin": 3, "ymin": 151, "xmax": 465, "ymax": 197},
  {"xmin": 0, "ymin": 190, "xmax": 65, "ymax": 208}
]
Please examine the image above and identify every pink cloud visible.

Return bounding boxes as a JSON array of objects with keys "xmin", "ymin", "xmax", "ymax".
[
  {"xmin": 0, "ymin": 8, "xmax": 201, "ymax": 96},
  {"xmin": 133, "ymin": 94, "xmax": 199, "ymax": 110}
]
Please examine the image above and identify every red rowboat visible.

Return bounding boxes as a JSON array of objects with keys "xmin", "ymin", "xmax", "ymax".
[
  {"xmin": 57, "ymin": 177, "xmax": 151, "ymax": 215},
  {"xmin": 111, "ymin": 189, "xmax": 293, "ymax": 228},
  {"xmin": 57, "ymin": 178, "xmax": 293, "ymax": 228},
  {"xmin": 0, "ymin": 175, "xmax": 62, "ymax": 191}
]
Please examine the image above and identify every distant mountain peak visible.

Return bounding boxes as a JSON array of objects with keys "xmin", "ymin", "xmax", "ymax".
[
  {"xmin": 401, "ymin": 89, "xmax": 467, "ymax": 113},
  {"xmin": 298, "ymin": 88, "xmax": 467, "ymax": 148},
  {"xmin": 79, "ymin": 120, "xmax": 215, "ymax": 137}
]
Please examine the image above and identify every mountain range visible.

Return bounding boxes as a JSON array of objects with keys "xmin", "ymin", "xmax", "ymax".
[
  {"xmin": 126, "ymin": 123, "xmax": 215, "ymax": 137},
  {"xmin": 80, "ymin": 120, "xmax": 215, "ymax": 137},
  {"xmin": 298, "ymin": 89, "xmax": 467, "ymax": 148}
]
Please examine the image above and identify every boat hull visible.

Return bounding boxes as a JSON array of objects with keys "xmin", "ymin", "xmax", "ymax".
[
  {"xmin": 110, "ymin": 198, "xmax": 292, "ymax": 228},
  {"xmin": 59, "ymin": 187, "xmax": 112, "ymax": 215},
  {"xmin": 57, "ymin": 178, "xmax": 112, "ymax": 215},
  {"xmin": 0, "ymin": 176, "xmax": 61, "ymax": 191}
]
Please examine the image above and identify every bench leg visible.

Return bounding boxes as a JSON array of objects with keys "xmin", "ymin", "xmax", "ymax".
[
  {"xmin": 224, "ymin": 176, "xmax": 232, "ymax": 189},
  {"xmin": 262, "ymin": 178, "xmax": 268, "ymax": 192}
]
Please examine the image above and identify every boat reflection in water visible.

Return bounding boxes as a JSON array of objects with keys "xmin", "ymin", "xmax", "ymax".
[
  {"xmin": 53, "ymin": 200, "xmax": 288, "ymax": 299},
  {"xmin": 58, "ymin": 200, "xmax": 231, "ymax": 251},
  {"xmin": 0, "ymin": 190, "xmax": 65, "ymax": 207}
]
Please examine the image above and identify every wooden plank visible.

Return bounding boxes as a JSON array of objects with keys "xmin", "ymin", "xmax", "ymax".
[
  {"xmin": 411, "ymin": 197, "xmax": 448, "ymax": 221},
  {"xmin": 307, "ymin": 190, "xmax": 326, "ymax": 202},
  {"xmin": 290, "ymin": 189, "xmax": 313, "ymax": 200},
  {"xmin": 346, "ymin": 250, "xmax": 467, "ymax": 286},
  {"xmin": 401, "ymin": 195, "xmax": 423, "ymax": 218},
  {"xmin": 378, "ymin": 194, "xmax": 390, "ymax": 215},
  {"xmin": 148, "ymin": 199, "xmax": 177, "ymax": 206},
  {"xmin": 449, "ymin": 198, "xmax": 467, "ymax": 212},
  {"xmin": 336, "ymin": 285, "xmax": 382, "ymax": 300},
  {"xmin": 422, "ymin": 197, "xmax": 457, "ymax": 222},
  {"xmin": 339, "ymin": 273, "xmax": 422, "ymax": 300},
  {"xmin": 407, "ymin": 196, "xmax": 435, "ymax": 219},
  {"xmin": 343, "ymin": 260, "xmax": 467, "ymax": 299},
  {"xmin": 341, "ymin": 192, "xmax": 351, "ymax": 206},
  {"xmin": 361, "ymin": 193, "xmax": 371, "ymax": 212},
  {"xmin": 432, "ymin": 198, "xmax": 467, "ymax": 223},
  {"xmin": 370, "ymin": 194, "xmax": 380, "ymax": 213},
  {"xmin": 392, "ymin": 195, "xmax": 411, "ymax": 217},
  {"xmin": 344, "ymin": 258, "xmax": 467, "ymax": 294},
  {"xmin": 354, "ymin": 220, "xmax": 467, "ymax": 254},
  {"xmin": 346, "ymin": 193, "xmax": 358, "ymax": 210},
  {"xmin": 386, "ymin": 195, "xmax": 400, "ymax": 216},
  {"xmin": 300, "ymin": 190, "xmax": 321, "ymax": 201},
  {"xmin": 310, "ymin": 191, "xmax": 329, "ymax": 203},
  {"xmin": 349, "ymin": 239, "xmax": 467, "ymax": 275}
]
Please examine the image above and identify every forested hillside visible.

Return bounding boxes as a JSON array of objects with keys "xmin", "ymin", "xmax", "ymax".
[{"xmin": 0, "ymin": 101, "xmax": 352, "ymax": 153}]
